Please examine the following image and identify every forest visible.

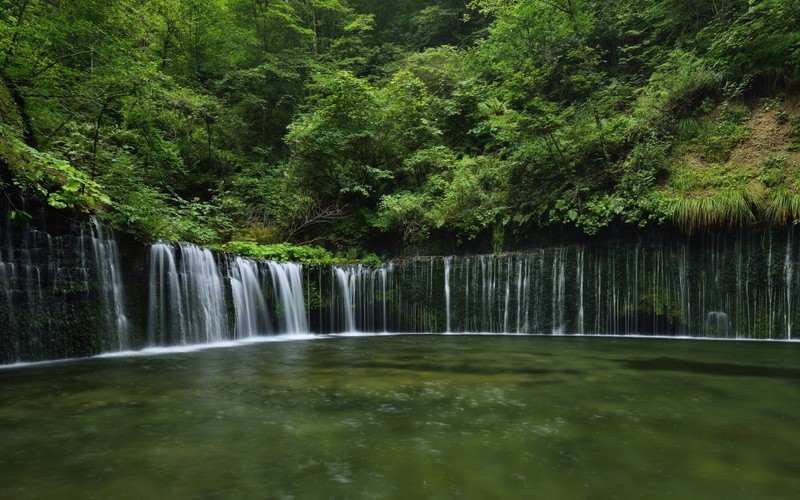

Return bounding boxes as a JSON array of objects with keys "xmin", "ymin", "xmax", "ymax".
[{"xmin": 2, "ymin": 0, "xmax": 800, "ymax": 258}]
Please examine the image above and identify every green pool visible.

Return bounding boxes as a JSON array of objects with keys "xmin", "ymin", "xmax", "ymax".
[{"xmin": 1, "ymin": 335, "xmax": 798, "ymax": 499}]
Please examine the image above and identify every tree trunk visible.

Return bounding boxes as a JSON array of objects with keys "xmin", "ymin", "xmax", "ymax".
[{"xmin": 0, "ymin": 70, "xmax": 37, "ymax": 148}]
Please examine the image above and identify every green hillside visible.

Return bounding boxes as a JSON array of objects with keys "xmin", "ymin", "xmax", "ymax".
[{"xmin": 2, "ymin": 0, "xmax": 799, "ymax": 254}]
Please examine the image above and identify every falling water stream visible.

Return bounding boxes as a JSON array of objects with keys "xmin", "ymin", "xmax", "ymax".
[
  {"xmin": 324, "ymin": 232, "xmax": 800, "ymax": 339},
  {"xmin": 0, "ymin": 213, "xmax": 129, "ymax": 362},
  {"xmin": 87, "ymin": 218, "xmax": 130, "ymax": 350},
  {"xmin": 227, "ymin": 257, "xmax": 272, "ymax": 338},
  {"xmin": 147, "ymin": 242, "xmax": 229, "ymax": 346},
  {"xmin": 4, "ymin": 221, "xmax": 800, "ymax": 364},
  {"xmin": 267, "ymin": 261, "xmax": 308, "ymax": 334}
]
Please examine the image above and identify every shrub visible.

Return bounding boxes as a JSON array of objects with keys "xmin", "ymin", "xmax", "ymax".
[{"xmin": 219, "ymin": 241, "xmax": 340, "ymax": 264}]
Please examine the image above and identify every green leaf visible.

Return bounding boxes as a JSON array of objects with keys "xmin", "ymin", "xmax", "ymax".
[{"xmin": 7, "ymin": 209, "xmax": 34, "ymax": 228}]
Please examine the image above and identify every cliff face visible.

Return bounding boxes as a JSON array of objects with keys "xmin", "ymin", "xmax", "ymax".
[
  {"xmin": 5, "ymin": 206, "xmax": 800, "ymax": 364},
  {"xmin": 0, "ymin": 202, "xmax": 149, "ymax": 364}
]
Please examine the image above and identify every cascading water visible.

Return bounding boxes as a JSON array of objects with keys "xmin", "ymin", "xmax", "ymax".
[
  {"xmin": 0, "ymin": 209, "xmax": 132, "ymax": 362},
  {"xmin": 785, "ymin": 231, "xmax": 793, "ymax": 340},
  {"xmin": 146, "ymin": 248, "xmax": 310, "ymax": 344},
  {"xmin": 329, "ymin": 265, "xmax": 396, "ymax": 333},
  {"xmin": 444, "ymin": 257, "xmax": 451, "ymax": 333},
  {"xmin": 380, "ymin": 264, "xmax": 391, "ymax": 332},
  {"xmin": 267, "ymin": 261, "xmax": 308, "ymax": 334},
  {"xmin": 333, "ymin": 266, "xmax": 358, "ymax": 332},
  {"xmin": 147, "ymin": 242, "xmax": 228, "ymax": 345},
  {"xmin": 87, "ymin": 218, "xmax": 130, "ymax": 350},
  {"xmin": 325, "ymin": 231, "xmax": 800, "ymax": 339},
  {"xmin": 228, "ymin": 257, "xmax": 272, "ymax": 338},
  {"xmin": 6, "ymin": 219, "xmax": 800, "ymax": 365}
]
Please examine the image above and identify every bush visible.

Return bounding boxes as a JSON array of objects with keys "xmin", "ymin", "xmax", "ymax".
[
  {"xmin": 1, "ymin": 126, "xmax": 111, "ymax": 213},
  {"xmin": 219, "ymin": 241, "xmax": 340, "ymax": 264}
]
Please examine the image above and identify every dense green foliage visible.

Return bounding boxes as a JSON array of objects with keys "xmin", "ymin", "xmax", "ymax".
[{"xmin": 2, "ymin": 0, "xmax": 800, "ymax": 255}]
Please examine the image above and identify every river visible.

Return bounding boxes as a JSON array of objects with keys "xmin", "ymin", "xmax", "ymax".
[{"xmin": 1, "ymin": 334, "xmax": 798, "ymax": 498}]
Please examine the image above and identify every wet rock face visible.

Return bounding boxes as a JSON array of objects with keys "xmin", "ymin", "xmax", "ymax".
[
  {"xmin": 0, "ymin": 202, "xmax": 320, "ymax": 363},
  {"xmin": 3, "ymin": 200, "xmax": 799, "ymax": 364},
  {"xmin": 0, "ymin": 203, "xmax": 139, "ymax": 363},
  {"xmin": 322, "ymin": 231, "xmax": 800, "ymax": 339}
]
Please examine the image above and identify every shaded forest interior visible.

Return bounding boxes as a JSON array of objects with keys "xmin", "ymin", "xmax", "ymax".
[{"xmin": 2, "ymin": 0, "xmax": 800, "ymax": 258}]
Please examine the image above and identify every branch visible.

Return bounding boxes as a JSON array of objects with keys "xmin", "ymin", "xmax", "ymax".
[
  {"xmin": 21, "ymin": 49, "xmax": 97, "ymax": 82},
  {"xmin": 285, "ymin": 203, "xmax": 348, "ymax": 240},
  {"xmin": 537, "ymin": 0, "xmax": 571, "ymax": 16},
  {"xmin": 90, "ymin": 89, "xmax": 140, "ymax": 182}
]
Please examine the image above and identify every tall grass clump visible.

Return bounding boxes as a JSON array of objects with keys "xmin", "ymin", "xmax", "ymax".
[
  {"xmin": 671, "ymin": 190, "xmax": 757, "ymax": 234},
  {"xmin": 764, "ymin": 188, "xmax": 800, "ymax": 225}
]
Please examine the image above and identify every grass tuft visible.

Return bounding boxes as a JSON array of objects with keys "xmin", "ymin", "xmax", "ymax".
[
  {"xmin": 764, "ymin": 188, "xmax": 800, "ymax": 226},
  {"xmin": 671, "ymin": 189, "xmax": 757, "ymax": 234}
]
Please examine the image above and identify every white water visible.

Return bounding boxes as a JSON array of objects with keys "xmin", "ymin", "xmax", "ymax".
[
  {"xmin": 228, "ymin": 257, "xmax": 272, "ymax": 338},
  {"xmin": 268, "ymin": 261, "xmax": 308, "ymax": 334},
  {"xmin": 330, "ymin": 264, "xmax": 402, "ymax": 333},
  {"xmin": 147, "ymin": 242, "xmax": 228, "ymax": 345},
  {"xmin": 380, "ymin": 265, "xmax": 390, "ymax": 332},
  {"xmin": 8, "ymin": 220, "xmax": 800, "ymax": 365},
  {"xmin": 1, "ymin": 213, "xmax": 132, "ymax": 361},
  {"xmin": 88, "ymin": 218, "xmax": 130, "ymax": 350},
  {"xmin": 444, "ymin": 257, "xmax": 451, "ymax": 333},
  {"xmin": 334, "ymin": 267, "xmax": 358, "ymax": 332},
  {"xmin": 323, "ymin": 236, "xmax": 800, "ymax": 339},
  {"xmin": 785, "ymin": 231, "xmax": 793, "ymax": 340}
]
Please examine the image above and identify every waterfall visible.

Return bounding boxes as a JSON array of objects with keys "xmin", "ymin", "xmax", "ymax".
[
  {"xmin": 785, "ymin": 231, "xmax": 793, "ymax": 340},
  {"xmin": 88, "ymin": 218, "xmax": 130, "ymax": 350},
  {"xmin": 268, "ymin": 262, "xmax": 308, "ymax": 334},
  {"xmin": 228, "ymin": 257, "xmax": 272, "ymax": 338},
  {"xmin": 147, "ymin": 242, "xmax": 228, "ymax": 345},
  {"xmin": 706, "ymin": 311, "xmax": 730, "ymax": 337},
  {"xmin": 147, "ymin": 248, "xmax": 310, "ymax": 343},
  {"xmin": 0, "ymin": 211, "xmax": 132, "ymax": 362},
  {"xmin": 329, "ymin": 264, "xmax": 397, "ymax": 333},
  {"xmin": 577, "ymin": 247, "xmax": 585, "ymax": 335},
  {"xmin": 503, "ymin": 258, "xmax": 511, "ymax": 333},
  {"xmin": 380, "ymin": 265, "xmax": 390, "ymax": 332},
  {"xmin": 444, "ymin": 257, "xmax": 451, "ymax": 333},
  {"xmin": 7, "ymin": 218, "xmax": 800, "ymax": 365},
  {"xmin": 551, "ymin": 250, "xmax": 566, "ymax": 335},
  {"xmin": 324, "ymin": 232, "xmax": 800, "ymax": 339},
  {"xmin": 334, "ymin": 267, "xmax": 358, "ymax": 332},
  {"xmin": 147, "ymin": 243, "xmax": 183, "ymax": 345}
]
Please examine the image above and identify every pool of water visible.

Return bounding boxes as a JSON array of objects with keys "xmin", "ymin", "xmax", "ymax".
[{"xmin": 1, "ymin": 335, "xmax": 799, "ymax": 498}]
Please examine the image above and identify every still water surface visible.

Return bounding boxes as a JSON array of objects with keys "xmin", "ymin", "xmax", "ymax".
[{"xmin": 1, "ymin": 335, "xmax": 799, "ymax": 499}]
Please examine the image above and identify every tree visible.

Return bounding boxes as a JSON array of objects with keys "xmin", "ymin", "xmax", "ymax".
[{"xmin": 285, "ymin": 71, "xmax": 386, "ymax": 203}]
